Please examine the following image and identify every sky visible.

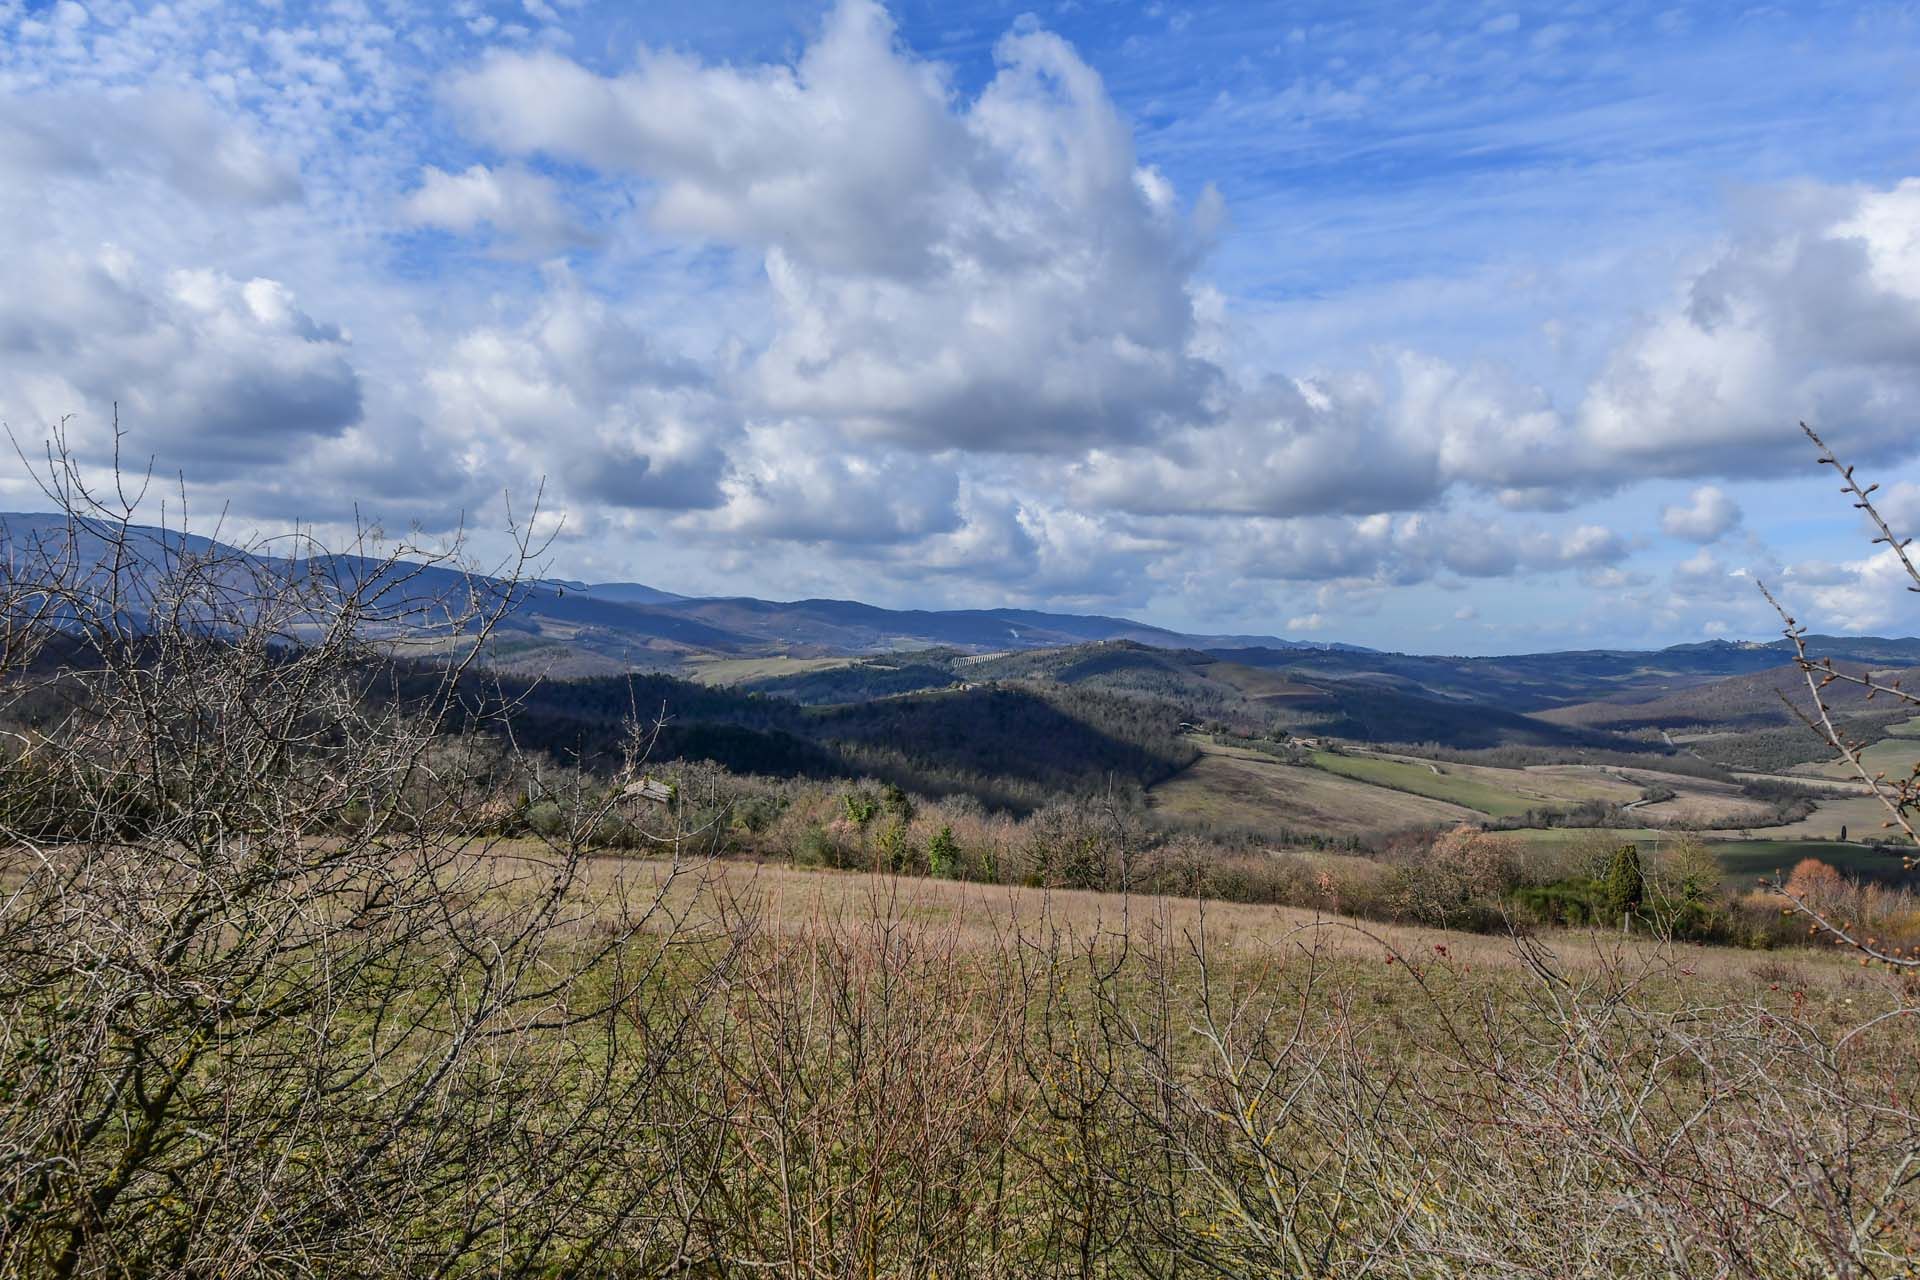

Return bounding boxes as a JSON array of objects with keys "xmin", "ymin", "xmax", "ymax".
[{"xmin": 3, "ymin": 0, "xmax": 1920, "ymax": 654}]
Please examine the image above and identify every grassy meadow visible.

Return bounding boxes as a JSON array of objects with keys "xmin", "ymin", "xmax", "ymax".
[
  {"xmin": 7, "ymin": 502, "xmax": 1919, "ymax": 1277},
  {"xmin": 1308, "ymin": 750, "xmax": 1545, "ymax": 817},
  {"xmin": 1706, "ymin": 838, "xmax": 1915, "ymax": 885},
  {"xmin": 1796, "ymin": 729, "xmax": 1920, "ymax": 784},
  {"xmin": 681, "ymin": 654, "xmax": 857, "ymax": 684},
  {"xmin": 1147, "ymin": 740, "xmax": 1479, "ymax": 835}
]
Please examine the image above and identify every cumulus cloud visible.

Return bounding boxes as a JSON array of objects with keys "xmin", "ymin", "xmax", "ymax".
[
  {"xmin": 7, "ymin": 0, "xmax": 1917, "ymax": 646},
  {"xmin": 0, "ymin": 249, "xmax": 361, "ymax": 474},
  {"xmin": 401, "ymin": 163, "xmax": 593, "ymax": 253},
  {"xmin": 695, "ymin": 423, "xmax": 960, "ymax": 545},
  {"xmin": 1072, "ymin": 355, "xmax": 1576, "ymax": 519},
  {"xmin": 1071, "ymin": 371, "xmax": 1437, "ymax": 517},
  {"xmin": 1794, "ymin": 547, "xmax": 1920, "ymax": 632},
  {"xmin": 1660, "ymin": 485, "xmax": 1741, "ymax": 542},
  {"xmin": 899, "ymin": 491, "xmax": 1040, "ymax": 579},
  {"xmin": 1078, "ymin": 176, "xmax": 1920, "ymax": 532},
  {"xmin": 885, "ymin": 494, "xmax": 1169, "ymax": 605},
  {"xmin": 1878, "ymin": 481, "xmax": 1920, "ymax": 535},
  {"xmin": 0, "ymin": 88, "xmax": 300, "ymax": 206},
  {"xmin": 381, "ymin": 6, "xmax": 1920, "ymax": 623},
  {"xmin": 426, "ymin": 278, "xmax": 728, "ymax": 511},
  {"xmin": 1576, "ymin": 180, "xmax": 1920, "ymax": 476},
  {"xmin": 1673, "ymin": 548, "xmax": 1728, "ymax": 588},
  {"xmin": 1225, "ymin": 511, "xmax": 1626, "ymax": 586},
  {"xmin": 445, "ymin": 0, "xmax": 1221, "ymax": 452}
]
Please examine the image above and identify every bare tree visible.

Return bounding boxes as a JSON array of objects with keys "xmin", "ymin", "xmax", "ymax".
[
  {"xmin": 0, "ymin": 428, "xmax": 732, "ymax": 1277},
  {"xmin": 1761, "ymin": 424, "xmax": 1920, "ymax": 967},
  {"xmin": 2, "ymin": 420, "xmax": 1914, "ymax": 1278}
]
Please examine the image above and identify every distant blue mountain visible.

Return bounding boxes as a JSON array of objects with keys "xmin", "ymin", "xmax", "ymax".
[
  {"xmin": 0, "ymin": 512, "xmax": 1359, "ymax": 659},
  {"xmin": 6, "ymin": 512, "xmax": 1910, "ymax": 677}
]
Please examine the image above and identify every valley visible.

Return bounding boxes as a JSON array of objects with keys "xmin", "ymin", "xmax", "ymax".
[
  {"xmin": 5, "ymin": 508, "xmax": 1914, "ymax": 892},
  {"xmin": 1144, "ymin": 739, "xmax": 1481, "ymax": 837}
]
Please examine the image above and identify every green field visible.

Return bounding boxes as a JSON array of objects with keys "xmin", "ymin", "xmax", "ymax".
[
  {"xmin": 1309, "ymin": 751, "xmax": 1542, "ymax": 818},
  {"xmin": 1707, "ymin": 839, "xmax": 1914, "ymax": 886},
  {"xmin": 1499, "ymin": 829, "xmax": 1914, "ymax": 886},
  {"xmin": 1796, "ymin": 719, "xmax": 1920, "ymax": 782},
  {"xmin": 1498, "ymin": 827, "xmax": 1663, "ymax": 852},
  {"xmin": 1150, "ymin": 743, "xmax": 1478, "ymax": 837},
  {"xmin": 683, "ymin": 655, "xmax": 856, "ymax": 685},
  {"xmin": 1746, "ymin": 792, "xmax": 1911, "ymax": 842}
]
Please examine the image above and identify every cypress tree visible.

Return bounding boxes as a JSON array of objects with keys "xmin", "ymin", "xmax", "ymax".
[{"xmin": 1603, "ymin": 842, "xmax": 1644, "ymax": 931}]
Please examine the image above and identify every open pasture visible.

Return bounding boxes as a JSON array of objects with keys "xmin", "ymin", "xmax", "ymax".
[
  {"xmin": 1741, "ymin": 791, "xmax": 1913, "ymax": 842},
  {"xmin": 682, "ymin": 654, "xmax": 857, "ymax": 685},
  {"xmin": 633, "ymin": 857, "xmax": 1890, "ymax": 990},
  {"xmin": 1149, "ymin": 742, "xmax": 1479, "ymax": 836},
  {"xmin": 1794, "ymin": 727, "xmax": 1920, "ymax": 784},
  {"xmin": 1701, "ymin": 838, "xmax": 1914, "ymax": 886},
  {"xmin": 1310, "ymin": 751, "xmax": 1569, "ymax": 818}
]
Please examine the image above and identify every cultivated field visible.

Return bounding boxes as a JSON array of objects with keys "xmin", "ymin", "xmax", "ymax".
[
  {"xmin": 1148, "ymin": 741, "xmax": 1480, "ymax": 835},
  {"xmin": 1794, "ymin": 718, "xmax": 1920, "ymax": 783},
  {"xmin": 1516, "ymin": 763, "xmax": 1648, "ymax": 802},
  {"xmin": 681, "ymin": 654, "xmax": 856, "ymax": 684},
  {"xmin": 642, "ymin": 857, "xmax": 1880, "ymax": 992},
  {"xmin": 1498, "ymin": 826, "xmax": 1665, "ymax": 853},
  {"xmin": 1702, "ymin": 838, "xmax": 1913, "ymax": 884},
  {"xmin": 1310, "ymin": 750, "xmax": 1578, "ymax": 818},
  {"xmin": 1632, "ymin": 789, "xmax": 1780, "ymax": 827},
  {"xmin": 1151, "ymin": 740, "xmax": 1823, "ymax": 845},
  {"xmin": 1743, "ymin": 792, "xmax": 1912, "ymax": 841}
]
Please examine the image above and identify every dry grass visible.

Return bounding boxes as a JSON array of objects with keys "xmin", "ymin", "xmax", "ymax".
[
  {"xmin": 1636, "ymin": 791, "xmax": 1781, "ymax": 827},
  {"xmin": 1796, "ymin": 732, "xmax": 1920, "ymax": 783},
  {"xmin": 681, "ymin": 654, "xmax": 858, "ymax": 685},
  {"xmin": 1515, "ymin": 762, "xmax": 1648, "ymax": 802},
  {"xmin": 1148, "ymin": 742, "xmax": 1479, "ymax": 834},
  {"xmin": 1745, "ymin": 792, "xmax": 1916, "ymax": 840},
  {"xmin": 603, "ymin": 856, "xmax": 1886, "ymax": 998}
]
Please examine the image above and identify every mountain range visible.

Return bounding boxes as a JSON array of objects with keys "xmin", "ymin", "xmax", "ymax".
[{"xmin": 6, "ymin": 513, "xmax": 1917, "ymax": 701}]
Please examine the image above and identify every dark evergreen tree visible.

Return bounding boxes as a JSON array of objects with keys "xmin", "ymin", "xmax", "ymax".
[{"xmin": 1602, "ymin": 843, "xmax": 1645, "ymax": 930}]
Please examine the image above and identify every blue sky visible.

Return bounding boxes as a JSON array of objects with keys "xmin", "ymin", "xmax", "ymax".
[{"xmin": 3, "ymin": 0, "xmax": 1920, "ymax": 652}]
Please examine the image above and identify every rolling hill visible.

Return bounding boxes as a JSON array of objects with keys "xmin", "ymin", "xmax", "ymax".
[
  {"xmin": 6, "ymin": 511, "xmax": 1916, "ymax": 764},
  {"xmin": 0, "ymin": 513, "xmax": 1357, "ymax": 662}
]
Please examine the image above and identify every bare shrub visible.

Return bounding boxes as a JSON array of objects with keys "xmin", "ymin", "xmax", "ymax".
[
  {"xmin": 0, "ymin": 431, "xmax": 730, "ymax": 1276},
  {"xmin": 1, "ymin": 424, "xmax": 1914, "ymax": 1277},
  {"xmin": 1761, "ymin": 425, "xmax": 1920, "ymax": 966}
]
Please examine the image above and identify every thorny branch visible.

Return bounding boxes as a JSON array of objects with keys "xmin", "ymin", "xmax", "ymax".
[{"xmin": 1758, "ymin": 422, "xmax": 1920, "ymax": 967}]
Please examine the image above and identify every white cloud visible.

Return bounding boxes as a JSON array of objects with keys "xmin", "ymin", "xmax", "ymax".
[
  {"xmin": 1576, "ymin": 180, "xmax": 1920, "ymax": 477},
  {"xmin": 908, "ymin": 491, "xmax": 1041, "ymax": 578},
  {"xmin": 401, "ymin": 163, "xmax": 592, "ymax": 253},
  {"xmin": 445, "ymin": 0, "xmax": 1220, "ymax": 453},
  {"xmin": 425, "ymin": 278, "xmax": 728, "ymax": 511},
  {"xmin": 1071, "ymin": 369, "xmax": 1436, "ymax": 517},
  {"xmin": 1660, "ymin": 485, "xmax": 1741, "ymax": 542},
  {"xmin": 1878, "ymin": 481, "xmax": 1920, "ymax": 535},
  {"xmin": 1220, "ymin": 510, "xmax": 1626, "ymax": 587},
  {"xmin": 1670, "ymin": 548, "xmax": 1751, "ymax": 602},
  {"xmin": 2, "ymin": 0, "xmax": 1917, "ymax": 649},
  {"xmin": 0, "ymin": 249, "xmax": 361, "ymax": 475},
  {"xmin": 1797, "ymin": 547, "xmax": 1920, "ymax": 632},
  {"xmin": 695, "ymin": 423, "xmax": 960, "ymax": 546},
  {"xmin": 1070, "ymin": 353, "xmax": 1580, "ymax": 519},
  {"xmin": 0, "ymin": 88, "xmax": 300, "ymax": 207}
]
